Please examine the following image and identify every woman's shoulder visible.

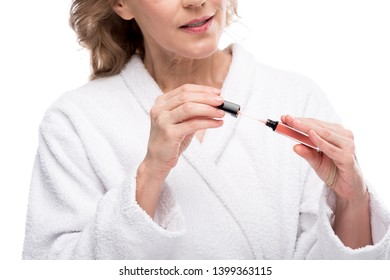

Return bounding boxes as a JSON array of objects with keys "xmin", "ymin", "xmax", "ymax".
[
  {"xmin": 51, "ymin": 54, "xmax": 148, "ymax": 112},
  {"xmin": 56, "ymin": 75, "xmax": 125, "ymax": 106},
  {"xmin": 39, "ymin": 71, "xmax": 133, "ymax": 132}
]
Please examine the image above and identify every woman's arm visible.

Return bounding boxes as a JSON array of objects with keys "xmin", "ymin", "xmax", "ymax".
[
  {"xmin": 23, "ymin": 103, "xmax": 184, "ymax": 259},
  {"xmin": 333, "ymin": 190, "xmax": 372, "ymax": 248},
  {"xmin": 135, "ymin": 84, "xmax": 225, "ymax": 218},
  {"xmin": 283, "ymin": 114, "xmax": 372, "ymax": 248}
]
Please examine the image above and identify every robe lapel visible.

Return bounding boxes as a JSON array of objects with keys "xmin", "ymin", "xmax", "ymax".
[
  {"xmin": 182, "ymin": 46, "xmax": 266, "ymax": 258},
  {"xmin": 182, "ymin": 144, "xmax": 265, "ymax": 259},
  {"xmin": 197, "ymin": 44, "xmax": 257, "ymax": 163},
  {"xmin": 120, "ymin": 55, "xmax": 162, "ymax": 115}
]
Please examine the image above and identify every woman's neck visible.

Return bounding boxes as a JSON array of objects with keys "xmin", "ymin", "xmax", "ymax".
[{"xmin": 143, "ymin": 46, "xmax": 232, "ymax": 92}]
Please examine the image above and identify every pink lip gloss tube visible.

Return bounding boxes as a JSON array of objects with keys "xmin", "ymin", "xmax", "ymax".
[
  {"xmin": 264, "ymin": 119, "xmax": 319, "ymax": 151},
  {"xmin": 217, "ymin": 100, "xmax": 320, "ymax": 151}
]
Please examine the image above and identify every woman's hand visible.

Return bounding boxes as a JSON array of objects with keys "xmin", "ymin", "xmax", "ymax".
[
  {"xmin": 282, "ymin": 115, "xmax": 372, "ymax": 248},
  {"xmin": 136, "ymin": 84, "xmax": 224, "ymax": 217},
  {"xmin": 281, "ymin": 115, "xmax": 366, "ymax": 202},
  {"xmin": 146, "ymin": 84, "xmax": 225, "ymax": 176}
]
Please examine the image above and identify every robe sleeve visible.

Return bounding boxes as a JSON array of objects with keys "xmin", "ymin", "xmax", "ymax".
[
  {"xmin": 292, "ymin": 79, "xmax": 390, "ymax": 259},
  {"xmin": 22, "ymin": 105, "xmax": 184, "ymax": 259},
  {"xmin": 294, "ymin": 170, "xmax": 390, "ymax": 259}
]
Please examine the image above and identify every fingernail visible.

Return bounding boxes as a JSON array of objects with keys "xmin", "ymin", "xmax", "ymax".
[
  {"xmin": 290, "ymin": 116, "xmax": 301, "ymax": 125},
  {"xmin": 218, "ymin": 109, "xmax": 225, "ymax": 116},
  {"xmin": 215, "ymin": 96, "xmax": 224, "ymax": 102}
]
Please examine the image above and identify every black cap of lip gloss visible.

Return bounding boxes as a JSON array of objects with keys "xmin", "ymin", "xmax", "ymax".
[
  {"xmin": 265, "ymin": 119, "xmax": 279, "ymax": 131},
  {"xmin": 217, "ymin": 100, "xmax": 241, "ymax": 117}
]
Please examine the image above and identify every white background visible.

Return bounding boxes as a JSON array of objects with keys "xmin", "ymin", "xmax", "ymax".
[{"xmin": 0, "ymin": 0, "xmax": 389, "ymax": 264}]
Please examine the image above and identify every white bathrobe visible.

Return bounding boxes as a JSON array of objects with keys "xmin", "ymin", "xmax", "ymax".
[{"xmin": 23, "ymin": 44, "xmax": 390, "ymax": 259}]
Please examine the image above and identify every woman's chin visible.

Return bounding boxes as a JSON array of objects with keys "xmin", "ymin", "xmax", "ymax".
[{"xmin": 180, "ymin": 41, "xmax": 220, "ymax": 60}]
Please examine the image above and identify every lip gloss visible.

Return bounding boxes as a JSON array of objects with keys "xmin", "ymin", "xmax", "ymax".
[
  {"xmin": 261, "ymin": 119, "xmax": 319, "ymax": 151},
  {"xmin": 217, "ymin": 101, "xmax": 320, "ymax": 151}
]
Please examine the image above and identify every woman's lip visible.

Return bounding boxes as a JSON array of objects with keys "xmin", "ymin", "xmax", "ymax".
[
  {"xmin": 179, "ymin": 16, "xmax": 213, "ymax": 33},
  {"xmin": 180, "ymin": 15, "xmax": 214, "ymax": 28}
]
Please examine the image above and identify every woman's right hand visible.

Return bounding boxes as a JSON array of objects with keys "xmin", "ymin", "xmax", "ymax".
[{"xmin": 136, "ymin": 84, "xmax": 225, "ymax": 217}]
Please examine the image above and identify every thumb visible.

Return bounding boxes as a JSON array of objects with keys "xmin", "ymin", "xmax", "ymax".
[{"xmin": 293, "ymin": 144, "xmax": 321, "ymax": 170}]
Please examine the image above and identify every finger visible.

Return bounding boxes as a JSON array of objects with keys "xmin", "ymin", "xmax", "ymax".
[
  {"xmin": 162, "ymin": 91, "xmax": 224, "ymax": 112},
  {"xmin": 282, "ymin": 115, "xmax": 323, "ymax": 134},
  {"xmin": 309, "ymin": 121, "xmax": 352, "ymax": 139},
  {"xmin": 294, "ymin": 144, "xmax": 341, "ymax": 188},
  {"xmin": 159, "ymin": 84, "xmax": 221, "ymax": 104},
  {"xmin": 151, "ymin": 90, "xmax": 223, "ymax": 122},
  {"xmin": 170, "ymin": 102, "xmax": 225, "ymax": 123},
  {"xmin": 176, "ymin": 118, "xmax": 224, "ymax": 137},
  {"xmin": 293, "ymin": 144, "xmax": 322, "ymax": 170},
  {"xmin": 313, "ymin": 125, "xmax": 352, "ymax": 150},
  {"xmin": 282, "ymin": 115, "xmax": 345, "ymax": 149},
  {"xmin": 283, "ymin": 115, "xmax": 352, "ymax": 139},
  {"xmin": 308, "ymin": 129, "xmax": 346, "ymax": 162}
]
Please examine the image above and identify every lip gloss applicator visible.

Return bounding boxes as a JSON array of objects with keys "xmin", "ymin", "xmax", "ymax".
[{"xmin": 218, "ymin": 100, "xmax": 320, "ymax": 151}]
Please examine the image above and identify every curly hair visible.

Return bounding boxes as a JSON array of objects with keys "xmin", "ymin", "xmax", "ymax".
[{"xmin": 69, "ymin": 0, "xmax": 238, "ymax": 80}]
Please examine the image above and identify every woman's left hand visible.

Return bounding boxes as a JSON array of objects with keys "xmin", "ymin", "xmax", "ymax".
[
  {"xmin": 281, "ymin": 115, "xmax": 367, "ymax": 203},
  {"xmin": 283, "ymin": 115, "xmax": 373, "ymax": 248}
]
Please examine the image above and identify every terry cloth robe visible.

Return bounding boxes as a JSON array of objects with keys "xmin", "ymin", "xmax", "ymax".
[{"xmin": 23, "ymin": 44, "xmax": 390, "ymax": 259}]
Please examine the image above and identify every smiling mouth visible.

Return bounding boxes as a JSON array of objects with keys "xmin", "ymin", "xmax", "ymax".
[{"xmin": 180, "ymin": 16, "xmax": 213, "ymax": 28}]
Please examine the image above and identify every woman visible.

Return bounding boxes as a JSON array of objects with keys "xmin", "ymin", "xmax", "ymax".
[{"xmin": 23, "ymin": 0, "xmax": 390, "ymax": 259}]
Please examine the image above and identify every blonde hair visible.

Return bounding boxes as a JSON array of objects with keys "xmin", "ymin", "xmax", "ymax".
[{"xmin": 69, "ymin": 0, "xmax": 238, "ymax": 80}]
